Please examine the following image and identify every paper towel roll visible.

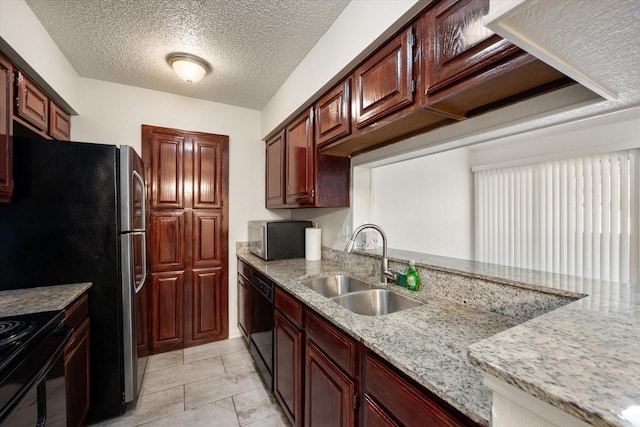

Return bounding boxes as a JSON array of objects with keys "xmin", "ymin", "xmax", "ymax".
[{"xmin": 305, "ymin": 227, "xmax": 322, "ymax": 261}]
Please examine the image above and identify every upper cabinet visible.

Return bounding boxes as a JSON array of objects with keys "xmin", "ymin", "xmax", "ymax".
[
  {"xmin": 49, "ymin": 101, "xmax": 71, "ymax": 140},
  {"xmin": 314, "ymin": 78, "xmax": 351, "ymax": 148},
  {"xmin": 16, "ymin": 71, "xmax": 49, "ymax": 132},
  {"xmin": 266, "ymin": 0, "xmax": 574, "ymax": 164},
  {"xmin": 266, "ymin": 109, "xmax": 350, "ymax": 209},
  {"xmin": 353, "ymin": 27, "xmax": 416, "ymax": 129}
]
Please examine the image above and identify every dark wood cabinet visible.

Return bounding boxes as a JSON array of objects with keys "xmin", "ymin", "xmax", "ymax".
[
  {"xmin": 266, "ymin": 131, "xmax": 286, "ymax": 207},
  {"xmin": 426, "ymin": 0, "xmax": 516, "ymax": 95},
  {"xmin": 363, "ymin": 351, "xmax": 478, "ymax": 427},
  {"xmin": 285, "ymin": 109, "xmax": 315, "ymax": 206},
  {"xmin": 305, "ymin": 341, "xmax": 356, "ymax": 427},
  {"xmin": 144, "ymin": 126, "xmax": 229, "ymax": 354},
  {"xmin": 315, "ymin": 78, "xmax": 351, "ymax": 147},
  {"xmin": 305, "ymin": 309, "xmax": 358, "ymax": 427},
  {"xmin": 63, "ymin": 294, "xmax": 91, "ymax": 427},
  {"xmin": 150, "ymin": 271, "xmax": 184, "ymax": 351},
  {"xmin": 353, "ymin": 27, "xmax": 416, "ymax": 129},
  {"xmin": 274, "ymin": 288, "xmax": 304, "ymax": 427},
  {"xmin": 265, "ymin": 110, "xmax": 350, "ymax": 209},
  {"xmin": 0, "ymin": 54, "xmax": 12, "ymax": 203},
  {"xmin": 237, "ymin": 264, "xmax": 251, "ymax": 339},
  {"xmin": 16, "ymin": 71, "xmax": 48, "ymax": 132},
  {"xmin": 49, "ymin": 101, "xmax": 71, "ymax": 140}
]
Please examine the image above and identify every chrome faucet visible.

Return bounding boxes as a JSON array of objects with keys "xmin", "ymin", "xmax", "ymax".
[{"xmin": 345, "ymin": 223, "xmax": 398, "ymax": 284}]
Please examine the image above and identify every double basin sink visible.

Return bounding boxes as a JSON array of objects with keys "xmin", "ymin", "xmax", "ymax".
[{"xmin": 300, "ymin": 274, "xmax": 423, "ymax": 316}]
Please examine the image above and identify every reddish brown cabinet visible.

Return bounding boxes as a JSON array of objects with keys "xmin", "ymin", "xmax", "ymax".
[
  {"xmin": 237, "ymin": 261, "xmax": 251, "ymax": 338},
  {"xmin": 353, "ymin": 27, "xmax": 416, "ymax": 129},
  {"xmin": 49, "ymin": 101, "xmax": 71, "ymax": 140},
  {"xmin": 274, "ymin": 288, "xmax": 304, "ymax": 427},
  {"xmin": 285, "ymin": 109, "xmax": 315, "ymax": 206},
  {"xmin": 143, "ymin": 125, "xmax": 229, "ymax": 354},
  {"xmin": 265, "ymin": 110, "xmax": 350, "ymax": 209},
  {"xmin": 63, "ymin": 294, "xmax": 91, "ymax": 427},
  {"xmin": 150, "ymin": 271, "xmax": 185, "ymax": 350},
  {"xmin": 0, "ymin": 54, "xmax": 12, "ymax": 203},
  {"xmin": 16, "ymin": 71, "xmax": 48, "ymax": 132},
  {"xmin": 305, "ymin": 310, "xmax": 358, "ymax": 427},
  {"xmin": 315, "ymin": 78, "xmax": 351, "ymax": 147},
  {"xmin": 363, "ymin": 351, "xmax": 477, "ymax": 427},
  {"xmin": 266, "ymin": 131, "xmax": 286, "ymax": 207}
]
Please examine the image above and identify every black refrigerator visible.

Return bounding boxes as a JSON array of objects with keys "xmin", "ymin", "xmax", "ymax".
[{"xmin": 0, "ymin": 136, "xmax": 148, "ymax": 422}]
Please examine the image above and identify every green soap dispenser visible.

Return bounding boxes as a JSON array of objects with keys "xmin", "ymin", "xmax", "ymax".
[{"xmin": 406, "ymin": 260, "xmax": 421, "ymax": 291}]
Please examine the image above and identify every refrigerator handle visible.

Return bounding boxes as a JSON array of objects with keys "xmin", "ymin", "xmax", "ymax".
[
  {"xmin": 135, "ymin": 232, "xmax": 147, "ymax": 294},
  {"xmin": 133, "ymin": 170, "xmax": 146, "ymax": 230}
]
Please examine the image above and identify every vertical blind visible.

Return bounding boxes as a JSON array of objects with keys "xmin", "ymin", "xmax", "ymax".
[{"xmin": 474, "ymin": 150, "xmax": 639, "ymax": 284}]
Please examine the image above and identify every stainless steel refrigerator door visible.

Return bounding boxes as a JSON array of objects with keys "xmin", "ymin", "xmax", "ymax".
[{"xmin": 120, "ymin": 146, "xmax": 148, "ymax": 403}]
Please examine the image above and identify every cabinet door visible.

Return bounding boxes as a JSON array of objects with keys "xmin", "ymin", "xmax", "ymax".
[
  {"xmin": 315, "ymin": 78, "xmax": 351, "ymax": 147},
  {"xmin": 187, "ymin": 267, "xmax": 226, "ymax": 344},
  {"xmin": 285, "ymin": 110, "xmax": 314, "ymax": 206},
  {"xmin": 266, "ymin": 130, "xmax": 285, "ymax": 207},
  {"xmin": 49, "ymin": 101, "xmax": 71, "ymax": 140},
  {"xmin": 192, "ymin": 135, "xmax": 224, "ymax": 209},
  {"xmin": 150, "ymin": 211, "xmax": 185, "ymax": 272},
  {"xmin": 305, "ymin": 341, "xmax": 355, "ymax": 427},
  {"xmin": 65, "ymin": 318, "xmax": 90, "ymax": 427},
  {"xmin": 237, "ymin": 274, "xmax": 251, "ymax": 338},
  {"xmin": 151, "ymin": 271, "xmax": 184, "ymax": 351},
  {"xmin": 274, "ymin": 310, "xmax": 303, "ymax": 427},
  {"xmin": 192, "ymin": 210, "xmax": 222, "ymax": 268},
  {"xmin": 148, "ymin": 131, "xmax": 185, "ymax": 209},
  {"xmin": 354, "ymin": 27, "xmax": 415, "ymax": 129},
  {"xmin": 0, "ymin": 55, "xmax": 12, "ymax": 203},
  {"xmin": 426, "ymin": 0, "xmax": 517, "ymax": 94},
  {"xmin": 362, "ymin": 395, "xmax": 400, "ymax": 427},
  {"xmin": 16, "ymin": 71, "xmax": 49, "ymax": 131}
]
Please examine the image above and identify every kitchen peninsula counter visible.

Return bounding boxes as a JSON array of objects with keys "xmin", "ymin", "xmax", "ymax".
[
  {"xmin": 238, "ymin": 251, "xmax": 516, "ymax": 426},
  {"xmin": 0, "ymin": 282, "xmax": 92, "ymax": 316}
]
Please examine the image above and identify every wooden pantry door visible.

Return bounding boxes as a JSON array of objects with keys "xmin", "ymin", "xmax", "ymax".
[{"xmin": 142, "ymin": 125, "xmax": 229, "ymax": 354}]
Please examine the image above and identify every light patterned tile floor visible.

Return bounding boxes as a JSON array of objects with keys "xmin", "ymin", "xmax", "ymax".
[{"xmin": 92, "ymin": 337, "xmax": 290, "ymax": 427}]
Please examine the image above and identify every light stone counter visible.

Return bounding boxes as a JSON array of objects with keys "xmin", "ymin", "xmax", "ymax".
[
  {"xmin": 237, "ymin": 251, "xmax": 517, "ymax": 426},
  {"xmin": 0, "ymin": 282, "xmax": 92, "ymax": 316}
]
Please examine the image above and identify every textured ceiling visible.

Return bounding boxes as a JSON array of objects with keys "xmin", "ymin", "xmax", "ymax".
[{"xmin": 24, "ymin": 0, "xmax": 351, "ymax": 110}]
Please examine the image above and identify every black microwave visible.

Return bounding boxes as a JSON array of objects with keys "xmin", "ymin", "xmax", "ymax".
[{"xmin": 248, "ymin": 220, "xmax": 312, "ymax": 260}]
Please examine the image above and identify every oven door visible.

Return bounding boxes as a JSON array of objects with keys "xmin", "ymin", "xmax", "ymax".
[{"xmin": 248, "ymin": 274, "xmax": 274, "ymax": 391}]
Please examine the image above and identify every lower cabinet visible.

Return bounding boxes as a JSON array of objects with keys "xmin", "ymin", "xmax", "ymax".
[
  {"xmin": 274, "ymin": 310, "xmax": 303, "ymax": 426},
  {"xmin": 63, "ymin": 293, "xmax": 91, "ymax": 427}
]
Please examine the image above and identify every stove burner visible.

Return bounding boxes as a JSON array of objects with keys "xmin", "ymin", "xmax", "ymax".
[{"xmin": 0, "ymin": 319, "xmax": 34, "ymax": 346}]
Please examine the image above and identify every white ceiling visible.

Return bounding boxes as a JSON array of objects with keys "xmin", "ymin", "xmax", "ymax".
[{"xmin": 24, "ymin": 0, "xmax": 351, "ymax": 110}]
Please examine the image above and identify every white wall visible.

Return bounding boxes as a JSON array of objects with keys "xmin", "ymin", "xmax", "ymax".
[
  {"xmin": 0, "ymin": 0, "xmax": 81, "ymax": 112},
  {"xmin": 369, "ymin": 148, "xmax": 473, "ymax": 259},
  {"xmin": 72, "ymin": 77, "xmax": 287, "ymax": 338}
]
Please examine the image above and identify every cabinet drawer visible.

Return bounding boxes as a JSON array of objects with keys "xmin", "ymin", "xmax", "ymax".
[
  {"xmin": 306, "ymin": 310, "xmax": 357, "ymax": 377},
  {"xmin": 64, "ymin": 293, "xmax": 89, "ymax": 331},
  {"xmin": 363, "ymin": 352, "xmax": 468, "ymax": 427},
  {"xmin": 238, "ymin": 259, "xmax": 251, "ymax": 280},
  {"xmin": 275, "ymin": 287, "xmax": 302, "ymax": 329}
]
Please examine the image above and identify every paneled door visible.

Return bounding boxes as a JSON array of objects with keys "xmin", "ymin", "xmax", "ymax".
[{"xmin": 143, "ymin": 125, "xmax": 229, "ymax": 354}]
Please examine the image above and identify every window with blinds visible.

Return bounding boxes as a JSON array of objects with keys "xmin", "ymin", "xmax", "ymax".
[{"xmin": 473, "ymin": 150, "xmax": 639, "ymax": 284}]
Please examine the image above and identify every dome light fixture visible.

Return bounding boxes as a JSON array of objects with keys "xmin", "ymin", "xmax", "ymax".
[{"xmin": 167, "ymin": 52, "xmax": 211, "ymax": 84}]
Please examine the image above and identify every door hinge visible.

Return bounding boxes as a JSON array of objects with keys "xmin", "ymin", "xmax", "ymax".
[
  {"xmin": 352, "ymin": 392, "xmax": 359, "ymax": 410},
  {"xmin": 309, "ymin": 106, "xmax": 315, "ymax": 121},
  {"xmin": 411, "ymin": 79, "xmax": 416, "ymax": 93},
  {"xmin": 409, "ymin": 31, "xmax": 416, "ymax": 48},
  {"xmin": 312, "ymin": 188, "xmax": 315, "ymax": 198}
]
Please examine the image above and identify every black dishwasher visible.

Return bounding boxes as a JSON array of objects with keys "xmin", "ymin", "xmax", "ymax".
[{"xmin": 249, "ymin": 272, "xmax": 274, "ymax": 391}]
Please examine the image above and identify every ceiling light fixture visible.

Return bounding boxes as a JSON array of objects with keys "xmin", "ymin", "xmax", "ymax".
[{"xmin": 167, "ymin": 53, "xmax": 211, "ymax": 84}]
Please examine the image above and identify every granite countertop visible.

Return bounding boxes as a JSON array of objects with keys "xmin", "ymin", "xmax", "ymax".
[
  {"xmin": 353, "ymin": 248, "xmax": 640, "ymax": 427},
  {"xmin": 0, "ymin": 282, "xmax": 92, "ymax": 316},
  {"xmin": 237, "ymin": 251, "xmax": 517, "ymax": 426}
]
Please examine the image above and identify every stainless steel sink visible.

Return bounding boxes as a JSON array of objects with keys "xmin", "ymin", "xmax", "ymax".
[
  {"xmin": 299, "ymin": 274, "xmax": 374, "ymax": 298},
  {"xmin": 330, "ymin": 289, "xmax": 423, "ymax": 316}
]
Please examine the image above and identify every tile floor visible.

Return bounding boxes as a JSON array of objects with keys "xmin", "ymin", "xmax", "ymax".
[{"xmin": 93, "ymin": 337, "xmax": 290, "ymax": 427}]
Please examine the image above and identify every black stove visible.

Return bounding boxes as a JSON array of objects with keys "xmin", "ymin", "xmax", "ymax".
[{"xmin": 0, "ymin": 311, "xmax": 71, "ymax": 426}]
